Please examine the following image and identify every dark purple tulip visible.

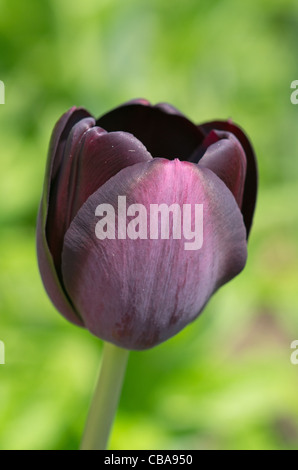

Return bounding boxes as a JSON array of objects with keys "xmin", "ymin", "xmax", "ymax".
[{"xmin": 36, "ymin": 99, "xmax": 257, "ymax": 350}]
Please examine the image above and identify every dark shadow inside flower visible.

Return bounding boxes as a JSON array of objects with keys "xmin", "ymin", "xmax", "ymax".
[{"xmin": 96, "ymin": 102, "xmax": 205, "ymax": 161}]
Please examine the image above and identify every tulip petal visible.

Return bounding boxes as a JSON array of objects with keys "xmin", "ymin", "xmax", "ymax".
[
  {"xmin": 47, "ymin": 116, "xmax": 96, "ymax": 272},
  {"xmin": 68, "ymin": 129, "xmax": 153, "ymax": 220},
  {"xmin": 96, "ymin": 101, "xmax": 204, "ymax": 161},
  {"xmin": 61, "ymin": 158, "xmax": 247, "ymax": 350},
  {"xmin": 37, "ymin": 107, "xmax": 92, "ymax": 326},
  {"xmin": 47, "ymin": 124, "xmax": 153, "ymax": 274},
  {"xmin": 36, "ymin": 205, "xmax": 84, "ymax": 325},
  {"xmin": 154, "ymin": 102, "xmax": 186, "ymax": 116},
  {"xmin": 198, "ymin": 120, "xmax": 257, "ymax": 237},
  {"xmin": 197, "ymin": 130, "xmax": 247, "ymax": 208},
  {"xmin": 48, "ymin": 107, "xmax": 93, "ymax": 188}
]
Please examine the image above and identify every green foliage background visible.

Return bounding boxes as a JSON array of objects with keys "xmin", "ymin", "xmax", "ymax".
[{"xmin": 1, "ymin": 0, "xmax": 298, "ymax": 450}]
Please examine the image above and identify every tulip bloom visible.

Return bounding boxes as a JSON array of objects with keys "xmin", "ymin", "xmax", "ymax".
[{"xmin": 37, "ymin": 99, "xmax": 257, "ymax": 350}]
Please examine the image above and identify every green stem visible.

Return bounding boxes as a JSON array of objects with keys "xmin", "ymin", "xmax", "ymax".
[{"xmin": 80, "ymin": 341, "xmax": 130, "ymax": 450}]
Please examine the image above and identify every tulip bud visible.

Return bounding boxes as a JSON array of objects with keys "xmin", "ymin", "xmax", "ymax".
[{"xmin": 37, "ymin": 99, "xmax": 257, "ymax": 350}]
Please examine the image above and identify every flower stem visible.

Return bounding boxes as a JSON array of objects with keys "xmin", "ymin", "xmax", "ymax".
[{"xmin": 80, "ymin": 341, "xmax": 129, "ymax": 450}]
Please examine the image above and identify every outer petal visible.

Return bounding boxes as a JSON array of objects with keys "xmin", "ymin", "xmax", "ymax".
[
  {"xmin": 197, "ymin": 130, "xmax": 247, "ymax": 208},
  {"xmin": 46, "ymin": 116, "xmax": 96, "ymax": 273},
  {"xmin": 96, "ymin": 100, "xmax": 204, "ymax": 160},
  {"xmin": 37, "ymin": 107, "xmax": 92, "ymax": 326},
  {"xmin": 61, "ymin": 158, "xmax": 247, "ymax": 350},
  {"xmin": 198, "ymin": 120, "xmax": 257, "ymax": 237}
]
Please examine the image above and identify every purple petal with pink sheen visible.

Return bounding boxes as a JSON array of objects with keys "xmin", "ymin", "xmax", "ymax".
[
  {"xmin": 96, "ymin": 100, "xmax": 204, "ymax": 161},
  {"xmin": 197, "ymin": 130, "xmax": 247, "ymax": 208},
  {"xmin": 198, "ymin": 120, "xmax": 257, "ymax": 237},
  {"xmin": 61, "ymin": 158, "xmax": 247, "ymax": 350},
  {"xmin": 37, "ymin": 107, "xmax": 92, "ymax": 326}
]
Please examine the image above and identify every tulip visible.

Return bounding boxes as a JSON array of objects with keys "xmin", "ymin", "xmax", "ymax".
[
  {"xmin": 37, "ymin": 98, "xmax": 257, "ymax": 351},
  {"xmin": 36, "ymin": 99, "xmax": 257, "ymax": 449}
]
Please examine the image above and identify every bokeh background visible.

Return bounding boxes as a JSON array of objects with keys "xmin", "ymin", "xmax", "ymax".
[{"xmin": 1, "ymin": 0, "xmax": 298, "ymax": 450}]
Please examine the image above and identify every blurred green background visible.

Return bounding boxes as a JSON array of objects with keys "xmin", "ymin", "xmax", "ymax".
[{"xmin": 1, "ymin": 0, "xmax": 298, "ymax": 450}]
